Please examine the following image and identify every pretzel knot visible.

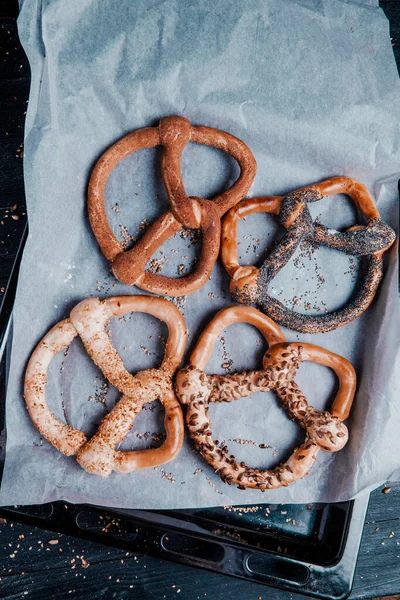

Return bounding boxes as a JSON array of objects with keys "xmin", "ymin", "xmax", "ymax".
[
  {"xmin": 221, "ymin": 176, "xmax": 396, "ymax": 333},
  {"xmin": 88, "ymin": 115, "xmax": 257, "ymax": 296},
  {"xmin": 24, "ymin": 296, "xmax": 187, "ymax": 478},
  {"xmin": 175, "ymin": 306, "xmax": 356, "ymax": 491}
]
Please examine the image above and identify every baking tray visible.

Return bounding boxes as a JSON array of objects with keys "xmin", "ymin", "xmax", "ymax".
[{"xmin": 0, "ymin": 225, "xmax": 369, "ymax": 599}]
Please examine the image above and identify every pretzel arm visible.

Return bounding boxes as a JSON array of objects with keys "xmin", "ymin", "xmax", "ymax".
[
  {"xmin": 70, "ymin": 294, "xmax": 187, "ymax": 384},
  {"xmin": 137, "ymin": 210, "xmax": 221, "ymax": 297},
  {"xmin": 221, "ymin": 196, "xmax": 282, "ymax": 278},
  {"xmin": 258, "ymin": 209, "xmax": 313, "ymax": 284},
  {"xmin": 114, "ymin": 391, "xmax": 184, "ymax": 472},
  {"xmin": 88, "ymin": 127, "xmax": 160, "ymax": 261},
  {"xmin": 24, "ymin": 320, "xmax": 87, "ymax": 456},
  {"xmin": 69, "ymin": 298, "xmax": 139, "ymax": 396},
  {"xmin": 308, "ymin": 176, "xmax": 380, "ymax": 220},
  {"xmin": 76, "ymin": 393, "xmax": 143, "ymax": 477},
  {"xmin": 207, "ymin": 370, "xmax": 275, "ymax": 402},
  {"xmin": 259, "ymin": 254, "xmax": 383, "ymax": 334},
  {"xmin": 191, "ymin": 126, "xmax": 257, "ymax": 216},
  {"xmin": 176, "ymin": 366, "xmax": 276, "ymax": 405},
  {"xmin": 298, "ymin": 343, "xmax": 356, "ymax": 420},
  {"xmin": 282, "ymin": 177, "xmax": 395, "ymax": 254},
  {"xmin": 77, "ymin": 365, "xmax": 181, "ymax": 477},
  {"xmin": 268, "ymin": 341, "xmax": 356, "ymax": 420},
  {"xmin": 189, "ymin": 305, "xmax": 286, "ymax": 370},
  {"xmin": 312, "ymin": 219, "xmax": 396, "ymax": 255},
  {"xmin": 106, "ymin": 295, "xmax": 187, "ymax": 373},
  {"xmin": 159, "ymin": 116, "xmax": 201, "ymax": 228},
  {"xmin": 260, "ymin": 342, "xmax": 350, "ymax": 452},
  {"xmin": 222, "ymin": 199, "xmax": 314, "ymax": 307},
  {"xmin": 186, "ymin": 399, "xmax": 319, "ymax": 490},
  {"xmin": 111, "ymin": 212, "xmax": 182, "ymax": 287}
]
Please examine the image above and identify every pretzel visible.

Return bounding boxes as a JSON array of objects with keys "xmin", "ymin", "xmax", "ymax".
[
  {"xmin": 175, "ymin": 305, "xmax": 356, "ymax": 491},
  {"xmin": 221, "ymin": 176, "xmax": 396, "ymax": 333},
  {"xmin": 24, "ymin": 296, "xmax": 187, "ymax": 478},
  {"xmin": 88, "ymin": 116, "xmax": 256, "ymax": 296}
]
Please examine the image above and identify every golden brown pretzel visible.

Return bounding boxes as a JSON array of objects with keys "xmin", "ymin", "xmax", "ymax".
[
  {"xmin": 24, "ymin": 296, "xmax": 187, "ymax": 477},
  {"xmin": 221, "ymin": 176, "xmax": 396, "ymax": 333},
  {"xmin": 88, "ymin": 116, "xmax": 257, "ymax": 296},
  {"xmin": 175, "ymin": 305, "xmax": 356, "ymax": 491}
]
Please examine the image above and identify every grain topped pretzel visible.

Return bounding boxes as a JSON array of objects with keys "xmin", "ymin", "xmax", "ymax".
[
  {"xmin": 175, "ymin": 305, "xmax": 356, "ymax": 491},
  {"xmin": 221, "ymin": 176, "xmax": 396, "ymax": 333},
  {"xmin": 24, "ymin": 296, "xmax": 187, "ymax": 478},
  {"xmin": 88, "ymin": 116, "xmax": 256, "ymax": 296}
]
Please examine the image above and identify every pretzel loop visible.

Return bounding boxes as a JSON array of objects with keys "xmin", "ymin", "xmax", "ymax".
[
  {"xmin": 221, "ymin": 176, "xmax": 396, "ymax": 333},
  {"xmin": 88, "ymin": 116, "xmax": 257, "ymax": 295},
  {"xmin": 175, "ymin": 306, "xmax": 356, "ymax": 491},
  {"xmin": 24, "ymin": 296, "xmax": 187, "ymax": 478},
  {"xmin": 112, "ymin": 203, "xmax": 222, "ymax": 297}
]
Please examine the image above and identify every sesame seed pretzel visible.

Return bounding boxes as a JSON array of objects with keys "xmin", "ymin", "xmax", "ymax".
[
  {"xmin": 88, "ymin": 116, "xmax": 256, "ymax": 296},
  {"xmin": 221, "ymin": 176, "xmax": 396, "ymax": 333},
  {"xmin": 24, "ymin": 296, "xmax": 187, "ymax": 478},
  {"xmin": 175, "ymin": 305, "xmax": 356, "ymax": 491}
]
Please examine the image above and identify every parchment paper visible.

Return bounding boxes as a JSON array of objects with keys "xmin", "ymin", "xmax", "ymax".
[{"xmin": 1, "ymin": 0, "xmax": 398, "ymax": 508}]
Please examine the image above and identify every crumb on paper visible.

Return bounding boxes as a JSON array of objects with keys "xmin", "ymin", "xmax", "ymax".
[
  {"xmin": 206, "ymin": 476, "xmax": 223, "ymax": 495},
  {"xmin": 163, "ymin": 295, "xmax": 187, "ymax": 312},
  {"xmin": 218, "ymin": 335, "xmax": 233, "ymax": 372},
  {"xmin": 119, "ymin": 225, "xmax": 136, "ymax": 248},
  {"xmin": 88, "ymin": 378, "xmax": 109, "ymax": 407},
  {"xmin": 154, "ymin": 466, "xmax": 176, "ymax": 483},
  {"xmin": 149, "ymin": 257, "xmax": 167, "ymax": 274},
  {"xmin": 140, "ymin": 345, "xmax": 153, "ymax": 356},
  {"xmin": 180, "ymin": 228, "xmax": 201, "ymax": 245},
  {"xmin": 221, "ymin": 361, "xmax": 232, "ymax": 370}
]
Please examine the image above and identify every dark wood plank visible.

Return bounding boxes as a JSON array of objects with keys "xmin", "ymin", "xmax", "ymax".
[{"xmin": 352, "ymin": 484, "xmax": 400, "ymax": 599}]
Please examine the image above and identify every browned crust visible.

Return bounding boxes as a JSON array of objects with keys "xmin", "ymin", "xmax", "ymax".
[
  {"xmin": 24, "ymin": 296, "xmax": 188, "ymax": 477},
  {"xmin": 221, "ymin": 176, "xmax": 396, "ymax": 333},
  {"xmin": 175, "ymin": 305, "xmax": 356, "ymax": 491},
  {"xmin": 88, "ymin": 116, "xmax": 257, "ymax": 296}
]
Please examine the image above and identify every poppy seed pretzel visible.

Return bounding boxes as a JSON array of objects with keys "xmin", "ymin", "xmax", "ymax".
[
  {"xmin": 221, "ymin": 176, "xmax": 396, "ymax": 333},
  {"xmin": 88, "ymin": 115, "xmax": 256, "ymax": 296},
  {"xmin": 24, "ymin": 296, "xmax": 187, "ymax": 478},
  {"xmin": 175, "ymin": 305, "xmax": 356, "ymax": 491}
]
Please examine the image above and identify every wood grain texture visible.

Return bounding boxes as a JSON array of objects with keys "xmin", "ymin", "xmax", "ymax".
[{"xmin": 0, "ymin": 1, "xmax": 398, "ymax": 599}]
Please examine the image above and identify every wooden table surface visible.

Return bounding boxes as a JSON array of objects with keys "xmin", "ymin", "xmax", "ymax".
[{"xmin": 0, "ymin": 1, "xmax": 399, "ymax": 599}]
